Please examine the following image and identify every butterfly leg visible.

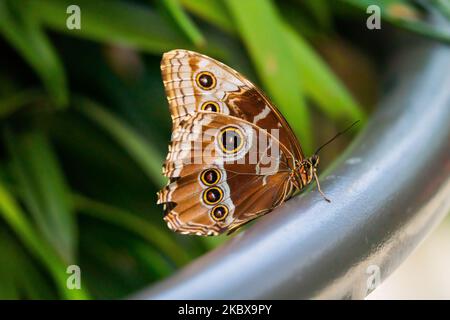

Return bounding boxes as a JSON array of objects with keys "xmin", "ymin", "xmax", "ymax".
[{"xmin": 314, "ymin": 172, "xmax": 331, "ymax": 203}]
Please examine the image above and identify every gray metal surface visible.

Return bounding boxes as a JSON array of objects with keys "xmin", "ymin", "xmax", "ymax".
[{"xmin": 134, "ymin": 40, "xmax": 450, "ymax": 299}]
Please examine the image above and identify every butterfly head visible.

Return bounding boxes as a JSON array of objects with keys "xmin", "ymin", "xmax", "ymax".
[
  {"xmin": 303, "ymin": 155, "xmax": 319, "ymax": 183},
  {"xmin": 291, "ymin": 154, "xmax": 329, "ymax": 202},
  {"xmin": 291, "ymin": 155, "xmax": 319, "ymax": 189}
]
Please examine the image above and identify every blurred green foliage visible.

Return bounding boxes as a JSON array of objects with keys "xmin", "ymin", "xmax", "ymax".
[{"xmin": 0, "ymin": 0, "xmax": 448, "ymax": 299}]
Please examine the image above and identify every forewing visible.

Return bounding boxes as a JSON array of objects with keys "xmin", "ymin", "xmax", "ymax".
[{"xmin": 161, "ymin": 49, "xmax": 303, "ymax": 160}]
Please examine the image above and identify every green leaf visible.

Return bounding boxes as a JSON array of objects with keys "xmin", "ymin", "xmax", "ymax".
[
  {"xmin": 433, "ymin": 0, "xmax": 450, "ymax": 20},
  {"xmin": 73, "ymin": 193, "xmax": 192, "ymax": 267},
  {"xmin": 162, "ymin": 0, "xmax": 206, "ymax": 47},
  {"xmin": 226, "ymin": 0, "xmax": 313, "ymax": 152},
  {"xmin": 0, "ymin": 0, "xmax": 68, "ymax": 107},
  {"xmin": 6, "ymin": 130, "xmax": 76, "ymax": 264},
  {"xmin": 301, "ymin": 0, "xmax": 333, "ymax": 30},
  {"xmin": 0, "ymin": 234, "xmax": 19, "ymax": 298},
  {"xmin": 180, "ymin": 0, "xmax": 234, "ymax": 33},
  {"xmin": 30, "ymin": 0, "xmax": 192, "ymax": 53},
  {"xmin": 0, "ymin": 181, "xmax": 88, "ymax": 299},
  {"xmin": 0, "ymin": 88, "xmax": 43, "ymax": 119},
  {"xmin": 74, "ymin": 96, "xmax": 166, "ymax": 187},
  {"xmin": 133, "ymin": 242, "xmax": 174, "ymax": 278},
  {"xmin": 284, "ymin": 25, "xmax": 366, "ymax": 123},
  {"xmin": 0, "ymin": 231, "xmax": 57, "ymax": 299}
]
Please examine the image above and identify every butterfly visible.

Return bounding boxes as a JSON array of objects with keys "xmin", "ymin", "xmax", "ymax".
[{"xmin": 157, "ymin": 49, "xmax": 331, "ymax": 236}]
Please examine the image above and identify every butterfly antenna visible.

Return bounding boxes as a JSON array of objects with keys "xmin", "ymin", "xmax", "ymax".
[{"xmin": 314, "ymin": 120, "xmax": 360, "ymax": 155}]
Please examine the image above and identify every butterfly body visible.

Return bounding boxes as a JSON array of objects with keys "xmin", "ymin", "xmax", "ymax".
[{"xmin": 157, "ymin": 50, "xmax": 324, "ymax": 236}]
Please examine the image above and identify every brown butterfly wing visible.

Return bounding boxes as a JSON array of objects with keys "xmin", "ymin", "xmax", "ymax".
[
  {"xmin": 161, "ymin": 49, "xmax": 303, "ymax": 163},
  {"xmin": 157, "ymin": 112, "xmax": 294, "ymax": 235}
]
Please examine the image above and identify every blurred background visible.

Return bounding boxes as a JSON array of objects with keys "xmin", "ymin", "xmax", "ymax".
[{"xmin": 0, "ymin": 0, "xmax": 448, "ymax": 299}]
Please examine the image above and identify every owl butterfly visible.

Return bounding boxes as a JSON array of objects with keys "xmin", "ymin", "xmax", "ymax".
[{"xmin": 157, "ymin": 49, "xmax": 330, "ymax": 236}]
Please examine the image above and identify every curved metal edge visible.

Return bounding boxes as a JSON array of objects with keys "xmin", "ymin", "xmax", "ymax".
[{"xmin": 132, "ymin": 38, "xmax": 450, "ymax": 299}]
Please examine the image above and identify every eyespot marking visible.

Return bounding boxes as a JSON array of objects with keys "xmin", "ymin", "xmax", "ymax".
[
  {"xmin": 203, "ymin": 187, "xmax": 223, "ymax": 205},
  {"xmin": 200, "ymin": 168, "xmax": 221, "ymax": 186},
  {"xmin": 218, "ymin": 126, "xmax": 244, "ymax": 154},
  {"xmin": 201, "ymin": 101, "xmax": 220, "ymax": 112},
  {"xmin": 196, "ymin": 71, "xmax": 216, "ymax": 90},
  {"xmin": 211, "ymin": 204, "xmax": 229, "ymax": 221}
]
